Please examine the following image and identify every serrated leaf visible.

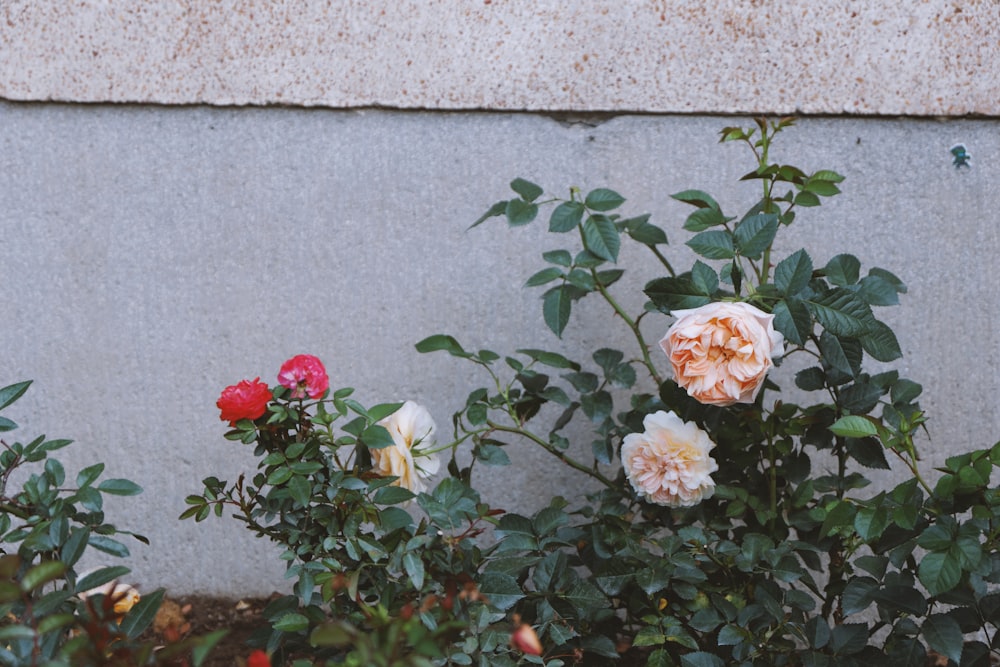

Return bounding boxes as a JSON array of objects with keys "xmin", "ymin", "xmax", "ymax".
[
  {"xmin": 415, "ymin": 334, "xmax": 469, "ymax": 358},
  {"xmin": 403, "ymin": 551, "xmax": 425, "ymax": 590},
  {"xmin": 543, "ymin": 285, "xmax": 572, "ymax": 338},
  {"xmin": 510, "ymin": 178, "xmax": 543, "ymax": 202},
  {"xmin": 671, "ymin": 189, "xmax": 720, "ymax": 210},
  {"xmin": 808, "ymin": 289, "xmax": 874, "ymax": 337},
  {"xmin": 644, "ymin": 276, "xmax": 713, "ymax": 312},
  {"xmin": 683, "ymin": 207, "xmax": 727, "ymax": 232},
  {"xmin": 811, "ymin": 169, "xmax": 845, "ymax": 183},
  {"xmin": 542, "ymin": 249, "xmax": 572, "ymax": 267},
  {"xmin": 690, "ymin": 261, "xmax": 719, "ymax": 295},
  {"xmin": 830, "ymin": 416, "xmax": 878, "ymax": 439},
  {"xmin": 860, "ymin": 320, "xmax": 902, "ymax": 362},
  {"xmin": 585, "ymin": 188, "xmax": 625, "ymax": 211},
  {"xmin": 470, "ymin": 200, "xmax": 508, "ymax": 228},
  {"xmin": 680, "ymin": 652, "xmax": 725, "ymax": 667},
  {"xmin": 628, "ymin": 222, "xmax": 668, "ymax": 245},
  {"xmin": 918, "ymin": 552, "xmax": 962, "ymax": 596},
  {"xmin": 922, "ymin": 614, "xmax": 963, "ymax": 664},
  {"xmin": 772, "ymin": 297, "xmax": 811, "ymax": 346},
  {"xmin": 824, "ymin": 254, "xmax": 861, "ymax": 286},
  {"xmin": 686, "ymin": 230, "xmax": 734, "ymax": 260},
  {"xmin": 478, "ymin": 572, "xmax": 524, "ymax": 611},
  {"xmin": 582, "ymin": 216, "xmax": 620, "ymax": 262},
  {"xmin": 858, "ymin": 274, "xmax": 900, "ymax": 306},
  {"xmin": 505, "ymin": 199, "xmax": 538, "ymax": 226},
  {"xmin": 775, "ymin": 249, "xmax": 813, "ymax": 296},
  {"xmin": 733, "ymin": 213, "xmax": 779, "ymax": 259},
  {"xmin": 525, "ymin": 267, "xmax": 564, "ymax": 287},
  {"xmin": 549, "ymin": 201, "xmax": 584, "ymax": 232}
]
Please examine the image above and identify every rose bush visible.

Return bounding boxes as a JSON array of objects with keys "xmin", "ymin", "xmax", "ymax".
[{"xmin": 185, "ymin": 118, "xmax": 1000, "ymax": 666}]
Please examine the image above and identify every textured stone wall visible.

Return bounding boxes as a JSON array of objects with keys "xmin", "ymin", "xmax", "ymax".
[{"xmin": 2, "ymin": 1, "xmax": 997, "ymax": 114}]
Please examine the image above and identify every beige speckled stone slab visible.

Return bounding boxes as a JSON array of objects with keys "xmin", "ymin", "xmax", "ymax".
[{"xmin": 1, "ymin": 1, "xmax": 997, "ymax": 115}]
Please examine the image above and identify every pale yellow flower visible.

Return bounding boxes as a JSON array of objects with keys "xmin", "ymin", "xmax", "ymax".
[
  {"xmin": 374, "ymin": 401, "xmax": 440, "ymax": 493},
  {"xmin": 78, "ymin": 580, "xmax": 141, "ymax": 620},
  {"xmin": 621, "ymin": 410, "xmax": 718, "ymax": 507},
  {"xmin": 660, "ymin": 301, "xmax": 784, "ymax": 407}
]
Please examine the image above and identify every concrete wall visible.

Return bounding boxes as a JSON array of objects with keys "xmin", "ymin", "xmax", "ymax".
[{"xmin": 2, "ymin": 2, "xmax": 999, "ymax": 595}]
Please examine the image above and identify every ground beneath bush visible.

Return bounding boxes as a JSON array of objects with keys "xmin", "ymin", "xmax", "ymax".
[
  {"xmin": 150, "ymin": 596, "xmax": 988, "ymax": 667},
  {"xmin": 151, "ymin": 594, "xmax": 275, "ymax": 667}
]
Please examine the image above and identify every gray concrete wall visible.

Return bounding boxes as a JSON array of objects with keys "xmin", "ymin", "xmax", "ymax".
[
  {"xmin": 2, "ymin": 0, "xmax": 999, "ymax": 595},
  {"xmin": 2, "ymin": 104, "xmax": 998, "ymax": 594}
]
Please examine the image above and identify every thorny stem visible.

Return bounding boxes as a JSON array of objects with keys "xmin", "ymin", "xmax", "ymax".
[
  {"xmin": 591, "ymin": 272, "xmax": 663, "ymax": 386},
  {"xmin": 486, "ymin": 421, "xmax": 616, "ymax": 490}
]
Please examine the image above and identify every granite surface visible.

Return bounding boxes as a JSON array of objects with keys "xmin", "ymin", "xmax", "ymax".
[{"xmin": 1, "ymin": 1, "xmax": 997, "ymax": 115}]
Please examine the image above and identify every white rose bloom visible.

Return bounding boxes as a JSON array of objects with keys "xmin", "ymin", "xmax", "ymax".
[
  {"xmin": 374, "ymin": 401, "xmax": 441, "ymax": 493},
  {"xmin": 621, "ymin": 410, "xmax": 718, "ymax": 507}
]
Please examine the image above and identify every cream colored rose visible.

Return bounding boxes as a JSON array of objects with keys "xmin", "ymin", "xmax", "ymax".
[
  {"xmin": 659, "ymin": 301, "xmax": 784, "ymax": 407},
  {"xmin": 373, "ymin": 400, "xmax": 441, "ymax": 493},
  {"xmin": 621, "ymin": 410, "xmax": 718, "ymax": 507}
]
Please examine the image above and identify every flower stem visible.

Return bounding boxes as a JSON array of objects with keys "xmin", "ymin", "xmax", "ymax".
[
  {"xmin": 591, "ymin": 272, "xmax": 663, "ymax": 386},
  {"xmin": 487, "ymin": 421, "xmax": 616, "ymax": 490}
]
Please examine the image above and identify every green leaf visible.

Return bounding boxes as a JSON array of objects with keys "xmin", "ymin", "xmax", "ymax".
[
  {"xmin": 403, "ymin": 551, "xmax": 425, "ymax": 590},
  {"xmin": 361, "ymin": 424, "xmax": 394, "ymax": 450},
  {"xmin": 830, "ymin": 416, "xmax": 878, "ymax": 439},
  {"xmin": 819, "ymin": 330, "xmax": 856, "ymax": 379},
  {"xmin": 918, "ymin": 552, "xmax": 962, "ymax": 596},
  {"xmin": 811, "ymin": 169, "xmax": 845, "ymax": 183},
  {"xmin": 549, "ymin": 201, "xmax": 584, "ymax": 232},
  {"xmin": 543, "ymin": 286, "xmax": 572, "ymax": 338},
  {"xmin": 585, "ymin": 188, "xmax": 625, "ymax": 211},
  {"xmin": 808, "ymin": 289, "xmax": 874, "ymax": 337},
  {"xmin": 690, "ymin": 261, "xmax": 719, "ymax": 296},
  {"xmin": 683, "ymin": 207, "xmax": 727, "ymax": 232},
  {"xmin": 824, "ymin": 254, "xmax": 861, "ymax": 286},
  {"xmin": 266, "ymin": 467, "xmax": 293, "ymax": 485},
  {"xmin": 804, "ymin": 179, "xmax": 841, "ymax": 196},
  {"xmin": 687, "ymin": 230, "xmax": 734, "ymax": 260},
  {"xmin": 505, "ymin": 199, "xmax": 538, "ymax": 226},
  {"xmin": 288, "ymin": 475, "xmax": 311, "ymax": 507},
  {"xmin": 415, "ymin": 335, "xmax": 470, "ymax": 358},
  {"xmin": 20, "ymin": 560, "xmax": 66, "ymax": 592},
  {"xmin": 88, "ymin": 535, "xmax": 130, "ymax": 558},
  {"xmin": 273, "ymin": 612, "xmax": 311, "ymax": 633},
  {"xmin": 0, "ymin": 381, "xmax": 31, "ymax": 411},
  {"xmin": 680, "ymin": 652, "xmax": 725, "ymax": 667},
  {"xmin": 774, "ymin": 249, "xmax": 814, "ymax": 296},
  {"xmin": 517, "ymin": 349, "xmax": 580, "ymax": 370},
  {"xmin": 733, "ymin": 213, "xmax": 779, "ymax": 259},
  {"xmin": 76, "ymin": 566, "xmax": 131, "ymax": 595},
  {"xmin": 510, "ymin": 178, "xmax": 543, "ymax": 202},
  {"xmin": 120, "ymin": 588, "xmax": 165, "ymax": 639},
  {"xmin": 772, "ymin": 297, "xmax": 811, "ymax": 346},
  {"xmin": 860, "ymin": 320, "xmax": 902, "ymax": 362},
  {"xmin": 473, "ymin": 443, "xmax": 511, "ymax": 466},
  {"xmin": 671, "ymin": 189, "xmax": 720, "ymax": 210},
  {"xmin": 922, "ymin": 614, "xmax": 963, "ymax": 665},
  {"xmin": 98, "ymin": 479, "xmax": 143, "ymax": 496},
  {"xmin": 542, "ymin": 249, "xmax": 572, "ymax": 267},
  {"xmin": 644, "ymin": 276, "xmax": 713, "ymax": 312},
  {"xmin": 829, "ymin": 623, "xmax": 868, "ymax": 655},
  {"xmin": 76, "ymin": 463, "xmax": 105, "ymax": 488},
  {"xmin": 470, "ymin": 200, "xmax": 508, "ymax": 228},
  {"xmin": 582, "ymin": 215, "xmax": 620, "ymax": 262},
  {"xmin": 627, "ymin": 221, "xmax": 669, "ymax": 245},
  {"xmin": 858, "ymin": 274, "xmax": 900, "ymax": 306},
  {"xmin": 478, "ymin": 572, "xmax": 524, "ymax": 611},
  {"xmin": 524, "ymin": 267, "xmax": 564, "ymax": 287},
  {"xmin": 794, "ymin": 191, "xmax": 821, "ymax": 207}
]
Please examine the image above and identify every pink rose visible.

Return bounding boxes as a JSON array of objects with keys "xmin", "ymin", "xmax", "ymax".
[
  {"xmin": 216, "ymin": 378, "xmax": 272, "ymax": 425},
  {"xmin": 621, "ymin": 410, "xmax": 718, "ymax": 507},
  {"xmin": 277, "ymin": 354, "xmax": 329, "ymax": 399},
  {"xmin": 659, "ymin": 301, "xmax": 784, "ymax": 407}
]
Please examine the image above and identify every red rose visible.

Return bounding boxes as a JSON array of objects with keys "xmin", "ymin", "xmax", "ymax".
[
  {"xmin": 216, "ymin": 378, "xmax": 272, "ymax": 425},
  {"xmin": 246, "ymin": 650, "xmax": 271, "ymax": 667},
  {"xmin": 277, "ymin": 354, "xmax": 330, "ymax": 399}
]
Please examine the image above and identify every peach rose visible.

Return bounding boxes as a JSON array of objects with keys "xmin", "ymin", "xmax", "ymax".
[
  {"xmin": 621, "ymin": 410, "xmax": 718, "ymax": 507},
  {"xmin": 373, "ymin": 401, "xmax": 441, "ymax": 493},
  {"xmin": 659, "ymin": 301, "xmax": 784, "ymax": 407},
  {"xmin": 77, "ymin": 580, "xmax": 141, "ymax": 621}
]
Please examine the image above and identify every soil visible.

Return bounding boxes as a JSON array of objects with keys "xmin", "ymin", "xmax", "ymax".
[{"xmin": 150, "ymin": 594, "xmax": 275, "ymax": 667}]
